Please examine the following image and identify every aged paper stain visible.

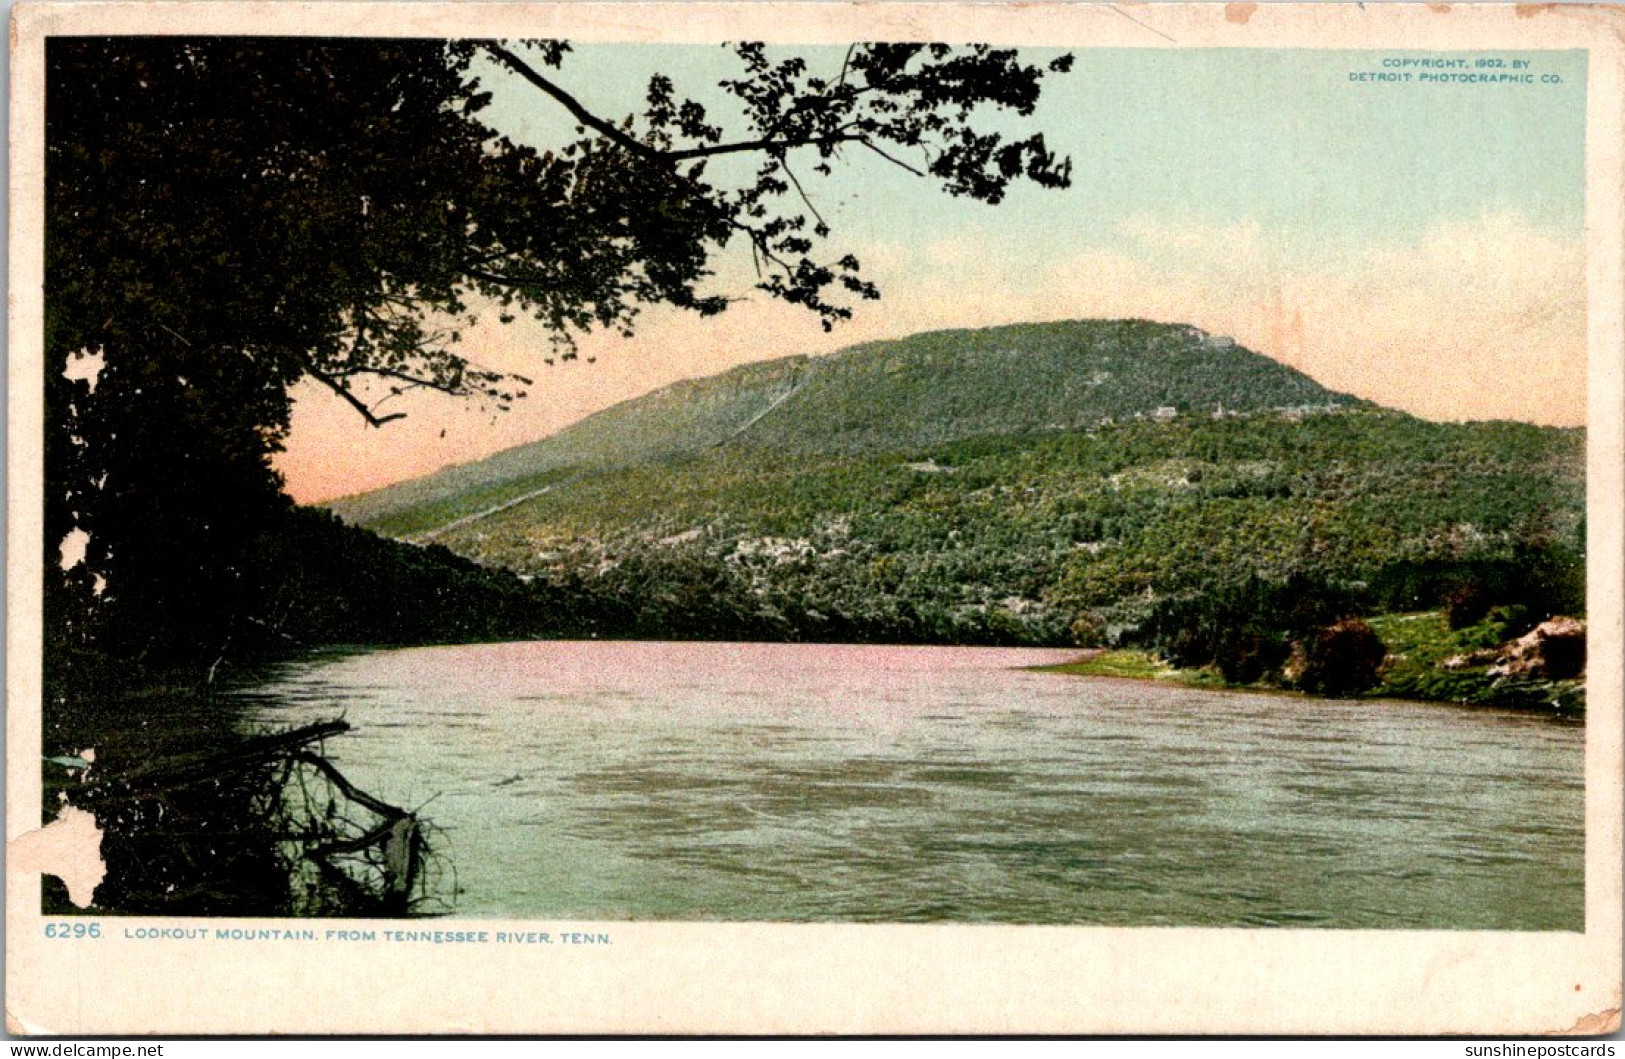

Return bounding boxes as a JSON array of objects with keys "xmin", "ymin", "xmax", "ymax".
[
  {"xmin": 1515, "ymin": 3, "xmax": 1558, "ymax": 18},
  {"xmin": 8, "ymin": 806, "xmax": 106, "ymax": 908},
  {"xmin": 1224, "ymin": 4, "xmax": 1257, "ymax": 25},
  {"xmin": 1559, "ymin": 1007, "xmax": 1622, "ymax": 1035}
]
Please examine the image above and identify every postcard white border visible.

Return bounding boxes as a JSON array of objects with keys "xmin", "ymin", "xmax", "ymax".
[{"xmin": 7, "ymin": 2, "xmax": 1623, "ymax": 1036}]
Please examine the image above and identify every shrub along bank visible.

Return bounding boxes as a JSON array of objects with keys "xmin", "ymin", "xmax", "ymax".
[{"xmin": 1047, "ymin": 608, "xmax": 1585, "ymax": 714}]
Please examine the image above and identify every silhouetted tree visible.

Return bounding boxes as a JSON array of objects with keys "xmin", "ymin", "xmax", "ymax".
[{"xmin": 45, "ymin": 37, "xmax": 1075, "ymax": 677}]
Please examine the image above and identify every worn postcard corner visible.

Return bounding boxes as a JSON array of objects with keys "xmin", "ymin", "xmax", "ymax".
[{"xmin": 6, "ymin": 0, "xmax": 1625, "ymax": 1038}]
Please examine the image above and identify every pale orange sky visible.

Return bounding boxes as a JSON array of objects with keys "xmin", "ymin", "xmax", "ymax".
[
  {"xmin": 277, "ymin": 46, "xmax": 1589, "ymax": 505},
  {"xmin": 281, "ymin": 210, "xmax": 1587, "ymax": 505}
]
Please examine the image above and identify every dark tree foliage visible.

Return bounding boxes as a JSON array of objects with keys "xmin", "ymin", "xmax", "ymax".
[
  {"xmin": 1535, "ymin": 624, "xmax": 1587, "ymax": 682},
  {"xmin": 1285, "ymin": 619, "xmax": 1388, "ymax": 698},
  {"xmin": 1364, "ymin": 544, "xmax": 1585, "ymax": 629},
  {"xmin": 44, "ymin": 37, "xmax": 1073, "ymax": 682},
  {"xmin": 1442, "ymin": 580, "xmax": 1496, "ymax": 631},
  {"xmin": 1140, "ymin": 573, "xmax": 1359, "ymax": 679}
]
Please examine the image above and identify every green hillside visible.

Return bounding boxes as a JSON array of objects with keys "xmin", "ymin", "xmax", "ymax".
[
  {"xmin": 327, "ymin": 319, "xmax": 1585, "ymax": 704},
  {"xmin": 331, "ymin": 320, "xmax": 1361, "ymax": 536}
]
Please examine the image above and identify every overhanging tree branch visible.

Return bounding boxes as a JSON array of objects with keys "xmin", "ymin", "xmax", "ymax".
[
  {"xmin": 332, "ymin": 365, "xmax": 469, "ymax": 398},
  {"xmin": 482, "ymin": 41, "xmax": 867, "ymax": 165},
  {"xmin": 292, "ymin": 351, "xmax": 408, "ymax": 427},
  {"xmin": 778, "ymin": 155, "xmax": 827, "ymax": 232},
  {"xmin": 50, "ymin": 37, "xmax": 1075, "ymax": 452},
  {"xmin": 666, "ymin": 132, "xmax": 863, "ymax": 163},
  {"xmin": 481, "ymin": 42, "xmax": 665, "ymax": 162},
  {"xmin": 726, "ymin": 219, "xmax": 796, "ymax": 283},
  {"xmin": 856, "ymin": 138, "xmax": 925, "ymax": 178}
]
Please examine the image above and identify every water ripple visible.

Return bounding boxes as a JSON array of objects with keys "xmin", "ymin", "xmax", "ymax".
[{"xmin": 230, "ymin": 640, "xmax": 1585, "ymax": 928}]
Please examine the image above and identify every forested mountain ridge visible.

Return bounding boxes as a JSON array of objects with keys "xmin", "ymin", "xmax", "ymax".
[
  {"xmin": 326, "ymin": 319, "xmax": 1584, "ymax": 704},
  {"xmin": 330, "ymin": 320, "xmax": 1365, "ymax": 536}
]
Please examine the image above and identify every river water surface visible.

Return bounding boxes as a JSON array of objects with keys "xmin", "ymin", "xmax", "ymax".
[{"xmin": 233, "ymin": 640, "xmax": 1584, "ymax": 928}]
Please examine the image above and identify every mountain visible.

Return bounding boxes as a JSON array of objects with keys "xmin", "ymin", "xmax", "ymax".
[
  {"xmin": 327, "ymin": 319, "xmax": 1584, "ymax": 652},
  {"xmin": 330, "ymin": 320, "xmax": 1362, "ymax": 537}
]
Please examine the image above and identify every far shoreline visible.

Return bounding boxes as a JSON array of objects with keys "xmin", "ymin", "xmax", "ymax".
[{"xmin": 1033, "ymin": 641, "xmax": 1585, "ymax": 716}]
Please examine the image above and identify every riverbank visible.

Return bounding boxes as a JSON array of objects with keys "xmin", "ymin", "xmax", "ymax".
[
  {"xmin": 43, "ymin": 655, "xmax": 441, "ymax": 918},
  {"xmin": 1040, "ymin": 610, "xmax": 1585, "ymax": 714}
]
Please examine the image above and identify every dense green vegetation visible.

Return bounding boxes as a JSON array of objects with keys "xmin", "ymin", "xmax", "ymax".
[
  {"xmin": 332, "ymin": 321, "xmax": 1585, "ymax": 706},
  {"xmin": 1363, "ymin": 610, "xmax": 1585, "ymax": 712},
  {"xmin": 335, "ymin": 320, "xmax": 1364, "ymax": 533},
  {"xmin": 1047, "ymin": 610, "xmax": 1585, "ymax": 713},
  {"xmin": 416, "ymin": 410, "xmax": 1581, "ymax": 648}
]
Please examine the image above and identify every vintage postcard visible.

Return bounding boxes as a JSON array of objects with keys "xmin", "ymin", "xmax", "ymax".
[{"xmin": 7, "ymin": 1, "xmax": 1624, "ymax": 1036}]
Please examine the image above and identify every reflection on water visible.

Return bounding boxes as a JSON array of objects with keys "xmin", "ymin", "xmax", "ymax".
[{"xmin": 232, "ymin": 641, "xmax": 1584, "ymax": 928}]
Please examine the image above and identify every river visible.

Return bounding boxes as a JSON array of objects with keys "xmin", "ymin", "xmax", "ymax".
[{"xmin": 231, "ymin": 640, "xmax": 1584, "ymax": 928}]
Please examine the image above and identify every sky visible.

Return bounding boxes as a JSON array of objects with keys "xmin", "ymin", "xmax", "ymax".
[{"xmin": 278, "ymin": 45, "xmax": 1590, "ymax": 504}]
